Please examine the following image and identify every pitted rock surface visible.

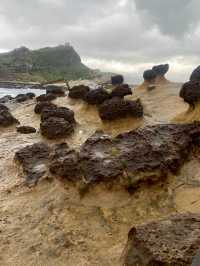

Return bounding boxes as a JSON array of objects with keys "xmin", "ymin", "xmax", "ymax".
[
  {"xmin": 34, "ymin": 101, "xmax": 57, "ymax": 114},
  {"xmin": 124, "ymin": 213, "xmax": 200, "ymax": 266},
  {"xmin": 98, "ymin": 98, "xmax": 143, "ymax": 120},
  {"xmin": 85, "ymin": 87, "xmax": 110, "ymax": 105},
  {"xmin": 110, "ymin": 84, "xmax": 132, "ymax": 98},
  {"xmin": 14, "ymin": 142, "xmax": 50, "ymax": 185},
  {"xmin": 41, "ymin": 106, "xmax": 75, "ymax": 123}
]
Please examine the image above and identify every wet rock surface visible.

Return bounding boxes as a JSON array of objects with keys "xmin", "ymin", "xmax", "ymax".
[
  {"xmin": 190, "ymin": 65, "xmax": 200, "ymax": 81},
  {"xmin": 68, "ymin": 85, "xmax": 90, "ymax": 100},
  {"xmin": 16, "ymin": 126, "xmax": 37, "ymax": 134},
  {"xmin": 45, "ymin": 85, "xmax": 65, "ymax": 96},
  {"xmin": 124, "ymin": 213, "xmax": 200, "ymax": 266},
  {"xmin": 36, "ymin": 93, "xmax": 57, "ymax": 102},
  {"xmin": 98, "ymin": 98, "xmax": 143, "ymax": 120},
  {"xmin": 110, "ymin": 84, "xmax": 132, "ymax": 98},
  {"xmin": 0, "ymin": 109, "xmax": 19, "ymax": 127},
  {"xmin": 85, "ymin": 87, "xmax": 110, "ymax": 105},
  {"xmin": 34, "ymin": 101, "xmax": 57, "ymax": 114},
  {"xmin": 41, "ymin": 106, "xmax": 75, "ymax": 123},
  {"xmin": 180, "ymin": 80, "xmax": 200, "ymax": 105},
  {"xmin": 40, "ymin": 117, "xmax": 74, "ymax": 139},
  {"xmin": 111, "ymin": 75, "xmax": 124, "ymax": 85},
  {"xmin": 14, "ymin": 142, "xmax": 50, "ymax": 185}
]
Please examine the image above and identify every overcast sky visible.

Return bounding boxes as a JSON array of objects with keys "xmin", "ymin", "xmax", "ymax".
[{"xmin": 0, "ymin": 0, "xmax": 199, "ymax": 82}]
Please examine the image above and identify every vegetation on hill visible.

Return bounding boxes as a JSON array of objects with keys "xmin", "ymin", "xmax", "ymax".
[{"xmin": 0, "ymin": 44, "xmax": 98, "ymax": 82}]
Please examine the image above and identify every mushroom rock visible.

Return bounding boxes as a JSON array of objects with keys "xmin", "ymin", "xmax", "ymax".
[
  {"xmin": 34, "ymin": 101, "xmax": 57, "ymax": 114},
  {"xmin": 40, "ymin": 117, "xmax": 74, "ymax": 139},
  {"xmin": 98, "ymin": 98, "xmax": 143, "ymax": 120},
  {"xmin": 45, "ymin": 85, "xmax": 66, "ymax": 96},
  {"xmin": 49, "ymin": 143, "xmax": 80, "ymax": 180},
  {"xmin": 79, "ymin": 123, "xmax": 200, "ymax": 187},
  {"xmin": 36, "ymin": 93, "xmax": 57, "ymax": 102},
  {"xmin": 152, "ymin": 64, "xmax": 169, "ymax": 77},
  {"xmin": 14, "ymin": 142, "xmax": 50, "ymax": 186},
  {"xmin": 68, "ymin": 85, "xmax": 90, "ymax": 100},
  {"xmin": 41, "ymin": 106, "xmax": 75, "ymax": 123},
  {"xmin": 85, "ymin": 87, "xmax": 110, "ymax": 105},
  {"xmin": 110, "ymin": 84, "xmax": 132, "ymax": 98},
  {"xmin": 0, "ymin": 109, "xmax": 19, "ymax": 127},
  {"xmin": 180, "ymin": 80, "xmax": 200, "ymax": 106},
  {"xmin": 143, "ymin": 69, "xmax": 157, "ymax": 83},
  {"xmin": 16, "ymin": 126, "xmax": 37, "ymax": 134},
  {"xmin": 190, "ymin": 65, "xmax": 200, "ymax": 81},
  {"xmin": 123, "ymin": 213, "xmax": 200, "ymax": 266},
  {"xmin": 111, "ymin": 75, "xmax": 124, "ymax": 85}
]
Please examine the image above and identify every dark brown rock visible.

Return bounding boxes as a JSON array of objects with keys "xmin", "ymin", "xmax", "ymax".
[
  {"xmin": 46, "ymin": 85, "xmax": 65, "ymax": 96},
  {"xmin": 79, "ymin": 123, "xmax": 200, "ymax": 186},
  {"xmin": 15, "ymin": 94, "xmax": 29, "ymax": 103},
  {"xmin": 180, "ymin": 80, "xmax": 200, "ymax": 105},
  {"xmin": 41, "ymin": 106, "xmax": 75, "ymax": 123},
  {"xmin": 34, "ymin": 101, "xmax": 57, "ymax": 114},
  {"xmin": 0, "ymin": 110, "xmax": 19, "ymax": 127},
  {"xmin": 111, "ymin": 84, "xmax": 132, "ymax": 98},
  {"xmin": 0, "ymin": 104, "xmax": 9, "ymax": 112},
  {"xmin": 143, "ymin": 69, "xmax": 157, "ymax": 82},
  {"xmin": 36, "ymin": 93, "xmax": 57, "ymax": 102},
  {"xmin": 49, "ymin": 143, "xmax": 80, "ymax": 180},
  {"xmin": 152, "ymin": 64, "xmax": 169, "ymax": 76},
  {"xmin": 14, "ymin": 142, "xmax": 50, "ymax": 185},
  {"xmin": 111, "ymin": 75, "xmax": 124, "ymax": 85},
  {"xmin": 190, "ymin": 65, "xmax": 200, "ymax": 81},
  {"xmin": 68, "ymin": 85, "xmax": 90, "ymax": 100},
  {"xmin": 26, "ymin": 92, "xmax": 35, "ymax": 99},
  {"xmin": 124, "ymin": 213, "xmax": 200, "ymax": 266},
  {"xmin": 16, "ymin": 126, "xmax": 36, "ymax": 134},
  {"xmin": 40, "ymin": 117, "xmax": 74, "ymax": 139},
  {"xmin": 98, "ymin": 98, "xmax": 143, "ymax": 120},
  {"xmin": 85, "ymin": 87, "xmax": 110, "ymax": 105}
]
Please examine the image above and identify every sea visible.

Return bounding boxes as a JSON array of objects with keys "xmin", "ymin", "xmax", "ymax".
[{"xmin": 0, "ymin": 87, "xmax": 45, "ymax": 98}]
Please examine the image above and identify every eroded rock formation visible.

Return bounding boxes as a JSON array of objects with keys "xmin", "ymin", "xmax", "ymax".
[
  {"xmin": 124, "ymin": 213, "xmax": 200, "ymax": 266},
  {"xmin": 98, "ymin": 98, "xmax": 143, "ymax": 120},
  {"xmin": 0, "ymin": 109, "xmax": 19, "ymax": 127},
  {"xmin": 85, "ymin": 87, "xmax": 110, "ymax": 105},
  {"xmin": 34, "ymin": 101, "xmax": 57, "ymax": 114},
  {"xmin": 111, "ymin": 75, "xmax": 124, "ymax": 85},
  {"xmin": 36, "ymin": 93, "xmax": 57, "ymax": 102},
  {"xmin": 41, "ymin": 106, "xmax": 75, "ymax": 123},
  {"xmin": 68, "ymin": 85, "xmax": 90, "ymax": 100},
  {"xmin": 110, "ymin": 84, "xmax": 132, "ymax": 98},
  {"xmin": 143, "ymin": 69, "xmax": 157, "ymax": 82},
  {"xmin": 180, "ymin": 80, "xmax": 200, "ymax": 106},
  {"xmin": 190, "ymin": 65, "xmax": 200, "ymax": 81},
  {"xmin": 16, "ymin": 126, "xmax": 37, "ymax": 134},
  {"xmin": 45, "ymin": 85, "xmax": 65, "ymax": 96},
  {"xmin": 152, "ymin": 64, "xmax": 169, "ymax": 77}
]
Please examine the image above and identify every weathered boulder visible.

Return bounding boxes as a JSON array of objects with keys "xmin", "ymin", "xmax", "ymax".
[
  {"xmin": 40, "ymin": 117, "xmax": 74, "ymax": 139},
  {"xmin": 152, "ymin": 64, "xmax": 169, "ymax": 76},
  {"xmin": 49, "ymin": 143, "xmax": 80, "ymax": 180},
  {"xmin": 16, "ymin": 126, "xmax": 36, "ymax": 134},
  {"xmin": 79, "ymin": 123, "xmax": 200, "ymax": 186},
  {"xmin": 85, "ymin": 87, "xmax": 110, "ymax": 105},
  {"xmin": 180, "ymin": 80, "xmax": 200, "ymax": 106},
  {"xmin": 111, "ymin": 75, "xmax": 124, "ymax": 85},
  {"xmin": 14, "ymin": 142, "xmax": 50, "ymax": 185},
  {"xmin": 46, "ymin": 85, "xmax": 65, "ymax": 96},
  {"xmin": 98, "ymin": 98, "xmax": 143, "ymax": 120},
  {"xmin": 0, "ymin": 95, "xmax": 13, "ymax": 103},
  {"xmin": 0, "ymin": 110, "xmax": 19, "ymax": 127},
  {"xmin": 26, "ymin": 92, "xmax": 35, "ymax": 99},
  {"xmin": 0, "ymin": 104, "xmax": 9, "ymax": 112},
  {"xmin": 15, "ymin": 94, "xmax": 29, "ymax": 103},
  {"xmin": 41, "ymin": 106, "xmax": 75, "ymax": 123},
  {"xmin": 36, "ymin": 93, "xmax": 57, "ymax": 102},
  {"xmin": 124, "ymin": 213, "xmax": 200, "ymax": 266},
  {"xmin": 143, "ymin": 69, "xmax": 157, "ymax": 82},
  {"xmin": 68, "ymin": 85, "xmax": 90, "ymax": 100},
  {"xmin": 190, "ymin": 65, "xmax": 200, "ymax": 81},
  {"xmin": 110, "ymin": 84, "xmax": 132, "ymax": 98},
  {"xmin": 34, "ymin": 101, "xmax": 57, "ymax": 114}
]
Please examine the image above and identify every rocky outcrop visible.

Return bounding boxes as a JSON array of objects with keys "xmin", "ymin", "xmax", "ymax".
[
  {"xmin": 15, "ymin": 93, "xmax": 35, "ymax": 103},
  {"xmin": 98, "ymin": 98, "xmax": 143, "ymax": 120},
  {"xmin": 123, "ymin": 213, "xmax": 200, "ymax": 266},
  {"xmin": 152, "ymin": 64, "xmax": 169, "ymax": 77},
  {"xmin": 40, "ymin": 117, "xmax": 74, "ymax": 139},
  {"xmin": 0, "ymin": 109, "xmax": 19, "ymax": 127},
  {"xmin": 14, "ymin": 142, "xmax": 50, "ymax": 185},
  {"xmin": 49, "ymin": 143, "xmax": 80, "ymax": 180},
  {"xmin": 110, "ymin": 84, "xmax": 132, "ymax": 98},
  {"xmin": 143, "ymin": 69, "xmax": 157, "ymax": 82},
  {"xmin": 68, "ymin": 85, "xmax": 90, "ymax": 100},
  {"xmin": 34, "ymin": 101, "xmax": 57, "ymax": 114},
  {"xmin": 41, "ymin": 106, "xmax": 75, "ymax": 123},
  {"xmin": 0, "ymin": 104, "xmax": 9, "ymax": 112},
  {"xmin": 85, "ymin": 87, "xmax": 110, "ymax": 105},
  {"xmin": 36, "ymin": 93, "xmax": 57, "ymax": 102},
  {"xmin": 45, "ymin": 85, "xmax": 65, "ymax": 96},
  {"xmin": 111, "ymin": 75, "xmax": 124, "ymax": 85},
  {"xmin": 190, "ymin": 65, "xmax": 200, "ymax": 81},
  {"xmin": 0, "ymin": 95, "xmax": 13, "ymax": 104},
  {"xmin": 180, "ymin": 80, "xmax": 200, "ymax": 106},
  {"xmin": 16, "ymin": 126, "xmax": 36, "ymax": 134}
]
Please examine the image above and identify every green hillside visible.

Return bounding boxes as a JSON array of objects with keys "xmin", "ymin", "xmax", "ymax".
[{"xmin": 0, "ymin": 44, "xmax": 95, "ymax": 82}]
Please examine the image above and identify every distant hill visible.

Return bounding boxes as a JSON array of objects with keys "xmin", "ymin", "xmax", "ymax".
[{"xmin": 0, "ymin": 44, "xmax": 100, "ymax": 82}]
